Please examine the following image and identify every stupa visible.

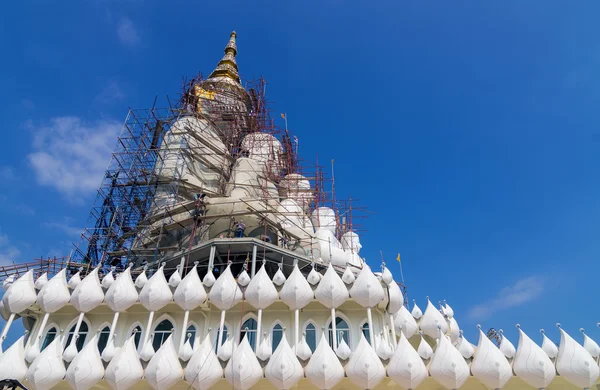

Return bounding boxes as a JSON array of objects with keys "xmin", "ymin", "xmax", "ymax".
[{"xmin": 0, "ymin": 32, "xmax": 598, "ymax": 390}]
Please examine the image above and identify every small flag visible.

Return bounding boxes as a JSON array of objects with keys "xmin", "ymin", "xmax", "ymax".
[
  {"xmin": 281, "ymin": 113, "xmax": 286, "ymax": 119},
  {"xmin": 397, "ymin": 253, "xmax": 401, "ymax": 262}
]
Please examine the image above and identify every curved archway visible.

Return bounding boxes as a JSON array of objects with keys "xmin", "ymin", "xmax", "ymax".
[
  {"xmin": 304, "ymin": 321, "xmax": 317, "ymax": 352},
  {"xmin": 41, "ymin": 323, "xmax": 59, "ymax": 351},
  {"xmin": 98, "ymin": 325, "xmax": 111, "ymax": 353},
  {"xmin": 271, "ymin": 323, "xmax": 284, "ymax": 352},
  {"xmin": 240, "ymin": 316, "xmax": 258, "ymax": 351},
  {"xmin": 186, "ymin": 323, "xmax": 198, "ymax": 349},
  {"xmin": 152, "ymin": 319, "xmax": 174, "ymax": 351},
  {"xmin": 360, "ymin": 321, "xmax": 370, "ymax": 345},
  {"xmin": 327, "ymin": 316, "xmax": 351, "ymax": 349},
  {"xmin": 65, "ymin": 319, "xmax": 90, "ymax": 351}
]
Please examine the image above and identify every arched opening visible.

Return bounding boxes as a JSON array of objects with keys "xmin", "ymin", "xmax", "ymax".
[
  {"xmin": 66, "ymin": 321, "xmax": 89, "ymax": 351},
  {"xmin": 41, "ymin": 327, "xmax": 57, "ymax": 351},
  {"xmin": 186, "ymin": 324, "xmax": 197, "ymax": 349},
  {"xmin": 240, "ymin": 317, "xmax": 257, "ymax": 351},
  {"xmin": 327, "ymin": 317, "xmax": 350, "ymax": 349},
  {"xmin": 131, "ymin": 325, "xmax": 142, "ymax": 349},
  {"xmin": 152, "ymin": 319, "xmax": 174, "ymax": 351},
  {"xmin": 361, "ymin": 322, "xmax": 370, "ymax": 345},
  {"xmin": 272, "ymin": 324, "xmax": 283, "ymax": 352},
  {"xmin": 215, "ymin": 325, "xmax": 228, "ymax": 353},
  {"xmin": 305, "ymin": 323, "xmax": 317, "ymax": 352},
  {"xmin": 98, "ymin": 326, "xmax": 111, "ymax": 353}
]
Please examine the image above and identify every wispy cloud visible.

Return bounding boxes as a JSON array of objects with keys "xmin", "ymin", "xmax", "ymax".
[
  {"xmin": 43, "ymin": 219, "xmax": 82, "ymax": 238},
  {"xmin": 0, "ymin": 230, "xmax": 21, "ymax": 266},
  {"xmin": 26, "ymin": 116, "xmax": 120, "ymax": 202},
  {"xmin": 0, "ymin": 166, "xmax": 15, "ymax": 180},
  {"xmin": 95, "ymin": 80, "xmax": 125, "ymax": 104},
  {"xmin": 467, "ymin": 276, "xmax": 545, "ymax": 321},
  {"xmin": 0, "ymin": 195, "xmax": 35, "ymax": 217},
  {"xmin": 117, "ymin": 17, "xmax": 140, "ymax": 46}
]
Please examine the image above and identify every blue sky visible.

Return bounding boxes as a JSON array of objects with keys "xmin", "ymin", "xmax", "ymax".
[{"xmin": 1, "ymin": 1, "xmax": 599, "ymax": 347}]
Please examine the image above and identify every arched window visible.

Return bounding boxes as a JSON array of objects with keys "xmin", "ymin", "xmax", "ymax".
[
  {"xmin": 328, "ymin": 317, "xmax": 350, "ymax": 349},
  {"xmin": 240, "ymin": 318, "xmax": 257, "ymax": 351},
  {"xmin": 305, "ymin": 323, "xmax": 317, "ymax": 352},
  {"xmin": 66, "ymin": 321, "xmax": 89, "ymax": 351},
  {"xmin": 215, "ymin": 326, "xmax": 228, "ymax": 353},
  {"xmin": 272, "ymin": 324, "xmax": 284, "ymax": 352},
  {"xmin": 98, "ymin": 326, "xmax": 111, "ymax": 353},
  {"xmin": 152, "ymin": 319, "xmax": 174, "ymax": 351},
  {"xmin": 186, "ymin": 325, "xmax": 197, "ymax": 349},
  {"xmin": 361, "ymin": 322, "xmax": 370, "ymax": 345},
  {"xmin": 131, "ymin": 325, "xmax": 142, "ymax": 349},
  {"xmin": 41, "ymin": 327, "xmax": 57, "ymax": 351}
]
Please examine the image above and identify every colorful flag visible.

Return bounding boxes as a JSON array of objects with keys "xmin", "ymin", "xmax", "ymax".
[
  {"xmin": 397, "ymin": 253, "xmax": 401, "ymax": 262},
  {"xmin": 281, "ymin": 113, "xmax": 286, "ymax": 119}
]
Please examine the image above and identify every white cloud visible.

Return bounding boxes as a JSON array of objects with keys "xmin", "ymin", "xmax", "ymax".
[
  {"xmin": 467, "ymin": 276, "xmax": 545, "ymax": 321},
  {"xmin": 95, "ymin": 80, "xmax": 125, "ymax": 104},
  {"xmin": 43, "ymin": 220, "xmax": 82, "ymax": 237},
  {"xmin": 117, "ymin": 17, "xmax": 140, "ymax": 46},
  {"xmin": 0, "ymin": 231, "xmax": 21, "ymax": 266},
  {"xmin": 26, "ymin": 117, "xmax": 120, "ymax": 201}
]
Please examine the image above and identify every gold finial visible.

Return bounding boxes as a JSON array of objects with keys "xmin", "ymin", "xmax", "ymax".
[{"xmin": 208, "ymin": 31, "xmax": 241, "ymax": 84}]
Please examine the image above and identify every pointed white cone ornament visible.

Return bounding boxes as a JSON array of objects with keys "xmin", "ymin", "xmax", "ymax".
[
  {"xmin": 237, "ymin": 269, "xmax": 251, "ymax": 287},
  {"xmin": 272, "ymin": 267, "xmax": 286, "ymax": 286},
  {"xmin": 280, "ymin": 264, "xmax": 313, "ymax": 310},
  {"xmin": 140, "ymin": 337, "xmax": 155, "ymax": 362},
  {"xmin": 203, "ymin": 269, "xmax": 216, "ymax": 287},
  {"xmin": 457, "ymin": 331, "xmax": 474, "ymax": 359},
  {"xmin": 105, "ymin": 266, "xmax": 138, "ymax": 312},
  {"xmin": 336, "ymin": 334, "xmax": 351, "ymax": 359},
  {"xmin": 471, "ymin": 327, "xmax": 512, "ymax": 390},
  {"xmin": 376, "ymin": 336, "xmax": 393, "ymax": 360},
  {"xmin": 499, "ymin": 329, "xmax": 516, "ymax": 359},
  {"xmin": 443, "ymin": 300, "xmax": 454, "ymax": 319},
  {"xmin": 37, "ymin": 268, "xmax": 70, "ymax": 313},
  {"xmin": 102, "ymin": 270, "xmax": 115, "ymax": 289},
  {"xmin": 387, "ymin": 279, "xmax": 404, "ymax": 314},
  {"xmin": 314, "ymin": 263, "xmax": 348, "ymax": 309},
  {"xmin": 256, "ymin": 332, "xmax": 272, "ymax": 361},
  {"xmin": 224, "ymin": 335, "xmax": 263, "ymax": 390},
  {"xmin": 381, "ymin": 265, "xmax": 393, "ymax": 285},
  {"xmin": 582, "ymin": 328, "xmax": 600, "ymax": 359},
  {"xmin": 305, "ymin": 332, "xmax": 345, "ymax": 389},
  {"xmin": 0, "ymin": 300, "xmax": 10, "ymax": 321},
  {"xmin": 34, "ymin": 272, "xmax": 48, "ymax": 290},
  {"xmin": 306, "ymin": 267, "xmax": 321, "ymax": 285},
  {"xmin": 513, "ymin": 325, "xmax": 556, "ymax": 388},
  {"xmin": 245, "ymin": 265, "xmax": 278, "ymax": 309},
  {"xmin": 208, "ymin": 264, "xmax": 243, "ymax": 310},
  {"xmin": 65, "ymin": 334, "xmax": 105, "ymax": 390},
  {"xmin": 134, "ymin": 269, "xmax": 148, "ymax": 289},
  {"xmin": 26, "ymin": 336, "xmax": 66, "ymax": 390},
  {"xmin": 217, "ymin": 333, "xmax": 233, "ymax": 361},
  {"xmin": 417, "ymin": 333, "xmax": 433, "ymax": 360},
  {"xmin": 419, "ymin": 298, "xmax": 448, "ymax": 338},
  {"xmin": 105, "ymin": 334, "xmax": 144, "ymax": 390},
  {"xmin": 345, "ymin": 333, "xmax": 386, "ymax": 389},
  {"xmin": 102, "ymin": 335, "xmax": 116, "ymax": 363},
  {"xmin": 394, "ymin": 305, "xmax": 419, "ymax": 339},
  {"xmin": 173, "ymin": 264, "xmax": 206, "ymax": 310},
  {"xmin": 145, "ymin": 334, "xmax": 184, "ymax": 390},
  {"xmin": 2, "ymin": 269, "xmax": 37, "ymax": 314},
  {"xmin": 556, "ymin": 325, "xmax": 599, "ymax": 388},
  {"xmin": 185, "ymin": 333, "xmax": 223, "ymax": 390},
  {"xmin": 296, "ymin": 332, "xmax": 312, "ymax": 360},
  {"xmin": 342, "ymin": 266, "xmax": 355, "ymax": 284},
  {"xmin": 429, "ymin": 327, "xmax": 470, "ymax": 390},
  {"xmin": 68, "ymin": 271, "xmax": 82, "ymax": 290},
  {"xmin": 540, "ymin": 329, "xmax": 558, "ymax": 359},
  {"xmin": 349, "ymin": 264, "xmax": 385, "ymax": 308},
  {"xmin": 447, "ymin": 316, "xmax": 460, "ymax": 343},
  {"xmin": 387, "ymin": 331, "xmax": 428, "ymax": 390},
  {"xmin": 168, "ymin": 266, "xmax": 181, "ymax": 288},
  {"xmin": 63, "ymin": 336, "xmax": 79, "ymax": 362},
  {"xmin": 139, "ymin": 265, "xmax": 173, "ymax": 311},
  {"xmin": 411, "ymin": 299, "xmax": 423, "ymax": 319},
  {"xmin": 265, "ymin": 333, "xmax": 303, "ymax": 389},
  {"xmin": 70, "ymin": 267, "xmax": 104, "ymax": 313},
  {"xmin": 179, "ymin": 335, "xmax": 194, "ymax": 362},
  {"xmin": 0, "ymin": 335, "xmax": 28, "ymax": 381},
  {"xmin": 25, "ymin": 335, "xmax": 41, "ymax": 363}
]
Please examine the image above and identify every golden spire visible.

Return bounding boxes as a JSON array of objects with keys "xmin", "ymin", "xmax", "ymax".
[{"xmin": 208, "ymin": 31, "xmax": 241, "ymax": 84}]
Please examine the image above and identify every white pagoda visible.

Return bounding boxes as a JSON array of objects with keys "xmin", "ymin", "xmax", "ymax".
[{"xmin": 0, "ymin": 32, "xmax": 598, "ymax": 390}]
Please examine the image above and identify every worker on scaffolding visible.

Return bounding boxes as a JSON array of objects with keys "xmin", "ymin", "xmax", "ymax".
[
  {"xmin": 280, "ymin": 234, "xmax": 289, "ymax": 249},
  {"xmin": 235, "ymin": 220, "xmax": 246, "ymax": 238},
  {"xmin": 192, "ymin": 193, "xmax": 206, "ymax": 221}
]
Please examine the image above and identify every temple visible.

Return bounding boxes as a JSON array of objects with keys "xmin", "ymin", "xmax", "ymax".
[{"xmin": 0, "ymin": 32, "xmax": 599, "ymax": 390}]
